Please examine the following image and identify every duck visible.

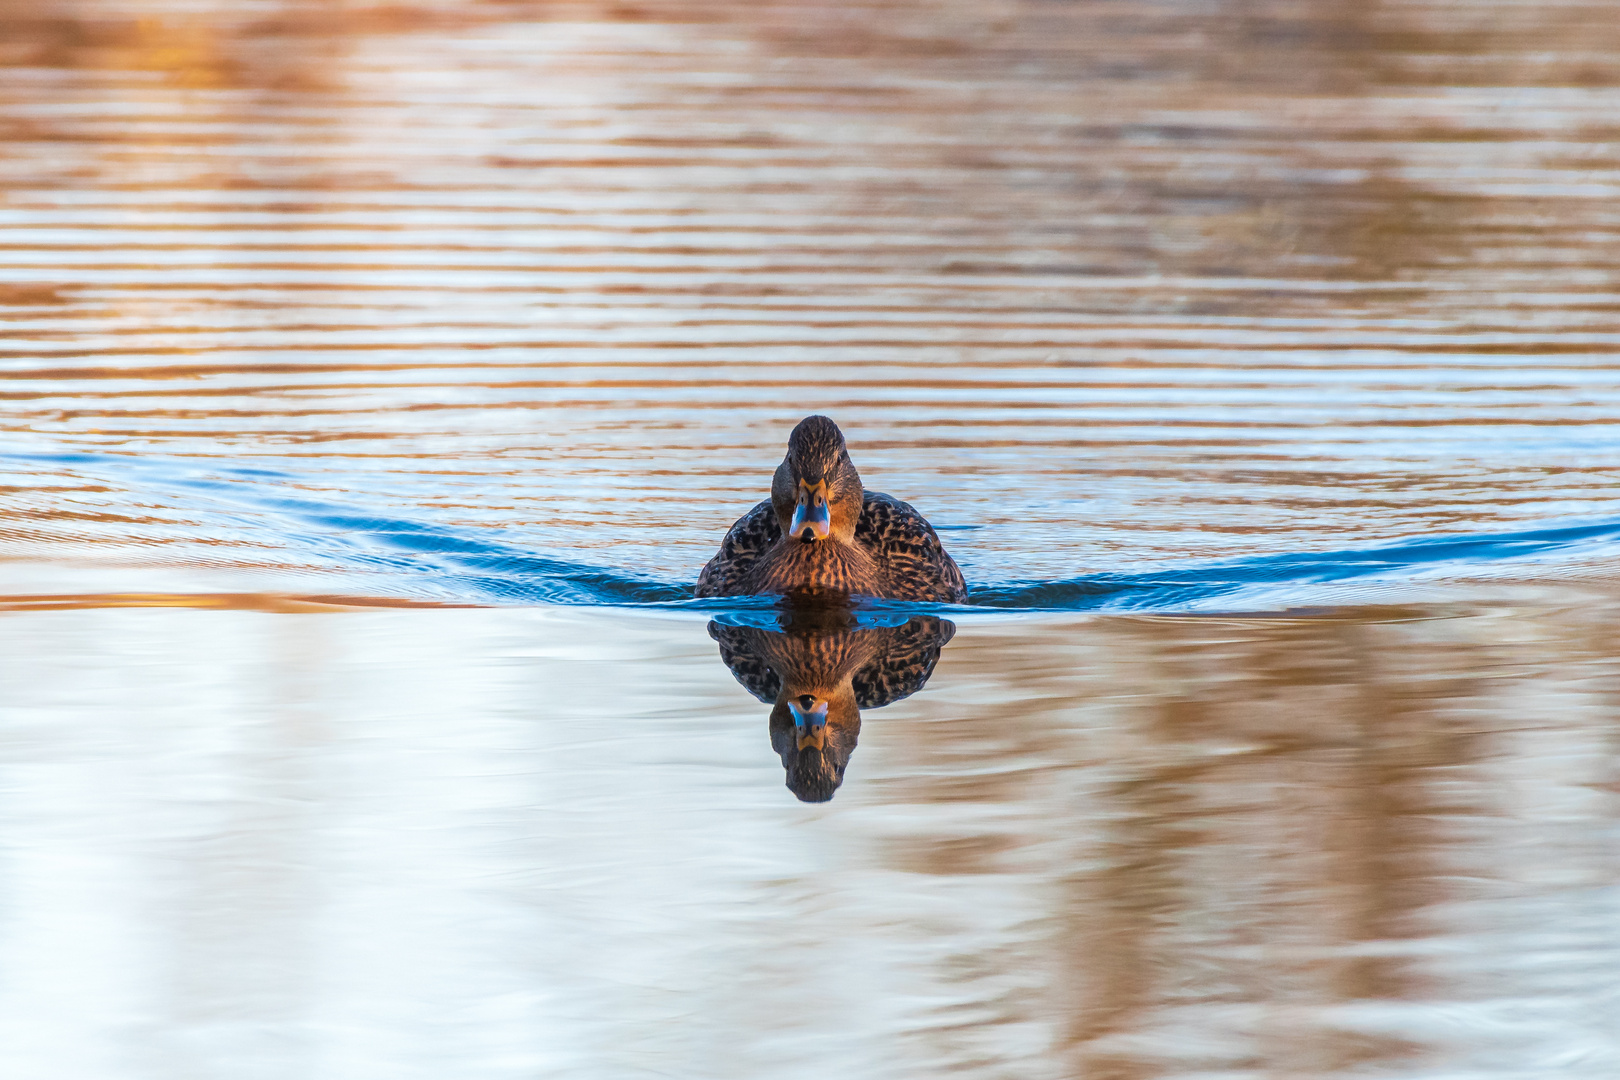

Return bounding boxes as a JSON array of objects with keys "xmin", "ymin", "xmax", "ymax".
[
  {"xmin": 695, "ymin": 415, "xmax": 968, "ymax": 603},
  {"xmin": 709, "ymin": 610, "xmax": 957, "ymax": 801}
]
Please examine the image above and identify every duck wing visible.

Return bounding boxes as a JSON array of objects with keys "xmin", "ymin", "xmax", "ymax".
[
  {"xmin": 851, "ymin": 616, "xmax": 956, "ymax": 709},
  {"xmin": 855, "ymin": 491, "xmax": 968, "ymax": 603},
  {"xmin": 695, "ymin": 498, "xmax": 780, "ymax": 597}
]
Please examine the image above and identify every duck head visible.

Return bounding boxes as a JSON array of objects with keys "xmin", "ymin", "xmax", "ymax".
[{"xmin": 771, "ymin": 415, "xmax": 863, "ymax": 545}]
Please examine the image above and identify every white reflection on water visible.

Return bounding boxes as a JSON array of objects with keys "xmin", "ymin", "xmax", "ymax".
[{"xmin": 1, "ymin": 602, "xmax": 1617, "ymax": 1079}]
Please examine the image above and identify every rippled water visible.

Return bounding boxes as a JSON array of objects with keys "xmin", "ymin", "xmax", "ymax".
[
  {"xmin": 3, "ymin": 1, "xmax": 1619, "ymax": 1077},
  {"xmin": 5, "ymin": 0, "xmax": 1620, "ymax": 604}
]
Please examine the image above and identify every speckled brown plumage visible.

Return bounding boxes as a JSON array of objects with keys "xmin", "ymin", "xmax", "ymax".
[
  {"xmin": 710, "ymin": 612, "xmax": 955, "ymax": 708},
  {"xmin": 695, "ymin": 416, "xmax": 968, "ymax": 603}
]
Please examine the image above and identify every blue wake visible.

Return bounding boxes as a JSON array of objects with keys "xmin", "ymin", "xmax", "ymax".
[{"xmin": 11, "ymin": 452, "xmax": 1620, "ymax": 615}]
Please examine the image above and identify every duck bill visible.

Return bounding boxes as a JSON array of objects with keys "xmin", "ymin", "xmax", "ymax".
[
  {"xmin": 790, "ymin": 480, "xmax": 831, "ymax": 542},
  {"xmin": 789, "ymin": 698, "xmax": 829, "ymax": 750}
]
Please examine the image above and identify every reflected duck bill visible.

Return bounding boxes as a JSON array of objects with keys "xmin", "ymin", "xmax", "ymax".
[
  {"xmin": 708, "ymin": 613, "xmax": 957, "ymax": 803},
  {"xmin": 789, "ymin": 695, "xmax": 829, "ymax": 750}
]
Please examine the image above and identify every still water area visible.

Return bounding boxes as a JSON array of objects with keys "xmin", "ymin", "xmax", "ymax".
[{"xmin": 3, "ymin": 1, "xmax": 1620, "ymax": 1077}]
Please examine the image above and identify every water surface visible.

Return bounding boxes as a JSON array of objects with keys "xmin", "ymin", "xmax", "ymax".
[
  {"xmin": 4, "ymin": 0, "xmax": 1620, "ymax": 602},
  {"xmin": 2, "ymin": 1, "xmax": 1619, "ymax": 1077}
]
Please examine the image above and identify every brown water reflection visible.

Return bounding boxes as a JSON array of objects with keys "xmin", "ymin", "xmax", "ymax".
[{"xmin": 1, "ymin": 601, "xmax": 1616, "ymax": 1077}]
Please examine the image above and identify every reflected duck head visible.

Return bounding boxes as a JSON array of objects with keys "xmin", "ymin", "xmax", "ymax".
[
  {"xmin": 709, "ymin": 613, "xmax": 955, "ymax": 804},
  {"xmin": 769, "ymin": 683, "xmax": 861, "ymax": 803},
  {"xmin": 771, "ymin": 415, "xmax": 864, "ymax": 545}
]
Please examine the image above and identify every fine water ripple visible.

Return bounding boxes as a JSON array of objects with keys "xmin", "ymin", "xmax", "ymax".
[
  {"xmin": 4, "ymin": 0, "xmax": 1620, "ymax": 594},
  {"xmin": 5, "ymin": 4, "xmax": 1620, "ymax": 1078},
  {"xmin": 10, "ymin": 450, "xmax": 1619, "ymax": 614}
]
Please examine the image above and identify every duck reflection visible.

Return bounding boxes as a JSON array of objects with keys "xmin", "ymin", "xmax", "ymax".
[{"xmin": 708, "ymin": 610, "xmax": 955, "ymax": 802}]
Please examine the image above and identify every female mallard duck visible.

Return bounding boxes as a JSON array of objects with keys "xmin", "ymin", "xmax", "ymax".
[{"xmin": 695, "ymin": 415, "xmax": 968, "ymax": 602}]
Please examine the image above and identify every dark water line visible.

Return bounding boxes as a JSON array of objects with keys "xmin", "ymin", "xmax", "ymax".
[
  {"xmin": 967, "ymin": 518, "xmax": 1620, "ymax": 611},
  {"xmin": 10, "ymin": 452, "xmax": 1620, "ymax": 615}
]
